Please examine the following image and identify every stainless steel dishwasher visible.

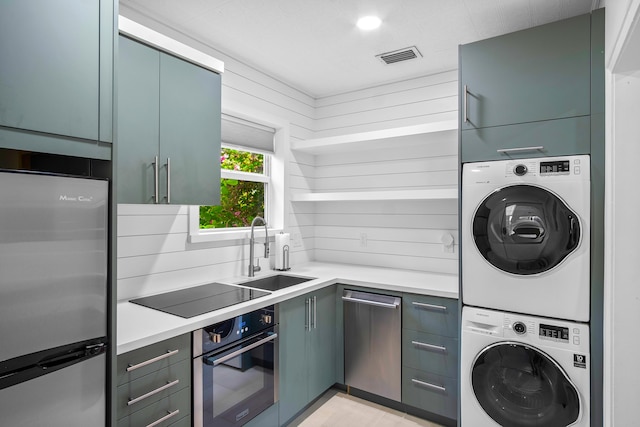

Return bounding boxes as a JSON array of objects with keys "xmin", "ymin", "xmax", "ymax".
[{"xmin": 342, "ymin": 289, "xmax": 402, "ymax": 401}]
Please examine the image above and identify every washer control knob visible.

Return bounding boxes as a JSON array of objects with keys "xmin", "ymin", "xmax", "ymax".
[
  {"xmin": 514, "ymin": 164, "xmax": 528, "ymax": 176},
  {"xmin": 513, "ymin": 321, "xmax": 527, "ymax": 335}
]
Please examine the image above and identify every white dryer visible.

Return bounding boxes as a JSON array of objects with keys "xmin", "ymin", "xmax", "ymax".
[
  {"xmin": 462, "ymin": 155, "xmax": 590, "ymax": 321},
  {"xmin": 461, "ymin": 306, "xmax": 590, "ymax": 427}
]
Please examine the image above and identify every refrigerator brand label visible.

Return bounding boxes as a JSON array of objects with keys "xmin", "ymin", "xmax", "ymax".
[{"xmin": 59, "ymin": 195, "xmax": 94, "ymax": 202}]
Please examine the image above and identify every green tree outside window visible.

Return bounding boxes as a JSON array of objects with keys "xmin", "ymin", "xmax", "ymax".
[{"xmin": 200, "ymin": 148, "xmax": 265, "ymax": 228}]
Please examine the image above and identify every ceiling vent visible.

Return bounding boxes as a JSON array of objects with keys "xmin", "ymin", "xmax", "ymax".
[{"xmin": 376, "ymin": 46, "xmax": 422, "ymax": 65}]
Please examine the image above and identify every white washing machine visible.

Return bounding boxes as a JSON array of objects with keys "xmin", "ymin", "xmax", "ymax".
[
  {"xmin": 462, "ymin": 155, "xmax": 590, "ymax": 321},
  {"xmin": 461, "ymin": 306, "xmax": 590, "ymax": 427}
]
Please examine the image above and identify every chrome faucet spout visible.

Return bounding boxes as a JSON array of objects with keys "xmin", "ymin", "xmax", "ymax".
[{"xmin": 248, "ymin": 216, "xmax": 269, "ymax": 277}]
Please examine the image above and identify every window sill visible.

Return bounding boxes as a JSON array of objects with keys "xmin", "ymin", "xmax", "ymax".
[{"xmin": 189, "ymin": 227, "xmax": 283, "ymax": 244}]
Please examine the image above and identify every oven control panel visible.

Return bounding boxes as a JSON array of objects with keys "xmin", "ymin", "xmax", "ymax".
[{"xmin": 198, "ymin": 305, "xmax": 275, "ymax": 353}]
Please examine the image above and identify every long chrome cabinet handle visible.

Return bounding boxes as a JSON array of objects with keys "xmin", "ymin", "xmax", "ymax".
[
  {"xmin": 341, "ymin": 296, "xmax": 400, "ymax": 309},
  {"xmin": 146, "ymin": 409, "xmax": 180, "ymax": 427},
  {"xmin": 128, "ymin": 379, "xmax": 180, "ymax": 406},
  {"xmin": 412, "ymin": 302, "xmax": 447, "ymax": 311},
  {"xmin": 463, "ymin": 84, "xmax": 469, "ymax": 123},
  {"xmin": 305, "ymin": 298, "xmax": 310, "ymax": 331},
  {"xmin": 165, "ymin": 157, "xmax": 171, "ymax": 203},
  {"xmin": 126, "ymin": 349, "xmax": 179, "ymax": 372},
  {"xmin": 313, "ymin": 295, "xmax": 317, "ymax": 329},
  {"xmin": 496, "ymin": 146, "xmax": 544, "ymax": 154},
  {"xmin": 152, "ymin": 156, "xmax": 159, "ymax": 203},
  {"xmin": 213, "ymin": 333, "xmax": 278, "ymax": 366},
  {"xmin": 412, "ymin": 341, "xmax": 447, "ymax": 352},
  {"xmin": 411, "ymin": 378, "xmax": 446, "ymax": 393}
]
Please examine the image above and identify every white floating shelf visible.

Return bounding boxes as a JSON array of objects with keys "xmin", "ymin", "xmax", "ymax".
[
  {"xmin": 290, "ymin": 188, "xmax": 458, "ymax": 202},
  {"xmin": 291, "ymin": 120, "xmax": 457, "ymax": 155}
]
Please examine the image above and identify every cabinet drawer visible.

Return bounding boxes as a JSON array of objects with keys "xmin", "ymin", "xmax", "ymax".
[
  {"xmin": 403, "ymin": 294, "xmax": 458, "ymax": 338},
  {"xmin": 461, "ymin": 115, "xmax": 591, "ymax": 163},
  {"xmin": 402, "ymin": 330, "xmax": 458, "ymax": 379},
  {"xmin": 117, "ymin": 359, "xmax": 190, "ymax": 417},
  {"xmin": 117, "ymin": 334, "xmax": 190, "ymax": 385},
  {"xmin": 402, "ymin": 367, "xmax": 457, "ymax": 420},
  {"xmin": 118, "ymin": 387, "xmax": 191, "ymax": 427}
]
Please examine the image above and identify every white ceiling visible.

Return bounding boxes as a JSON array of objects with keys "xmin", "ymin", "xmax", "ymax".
[{"xmin": 119, "ymin": 0, "xmax": 597, "ymax": 99}]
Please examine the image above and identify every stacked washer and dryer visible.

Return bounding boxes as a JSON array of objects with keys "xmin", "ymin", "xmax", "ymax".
[{"xmin": 460, "ymin": 156, "xmax": 592, "ymax": 427}]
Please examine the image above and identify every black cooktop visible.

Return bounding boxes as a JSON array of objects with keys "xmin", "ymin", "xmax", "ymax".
[{"xmin": 130, "ymin": 282, "xmax": 271, "ymax": 318}]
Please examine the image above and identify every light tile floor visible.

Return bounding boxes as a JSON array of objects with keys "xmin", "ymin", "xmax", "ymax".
[{"xmin": 289, "ymin": 389, "xmax": 444, "ymax": 427}]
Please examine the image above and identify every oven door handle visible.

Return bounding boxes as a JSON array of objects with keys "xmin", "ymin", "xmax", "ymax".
[{"xmin": 212, "ymin": 333, "xmax": 278, "ymax": 367}]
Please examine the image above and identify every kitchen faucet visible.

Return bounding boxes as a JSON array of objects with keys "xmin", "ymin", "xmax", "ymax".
[{"xmin": 248, "ymin": 216, "xmax": 269, "ymax": 277}]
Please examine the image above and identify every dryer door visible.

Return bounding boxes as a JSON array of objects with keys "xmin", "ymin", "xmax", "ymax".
[
  {"xmin": 472, "ymin": 184, "xmax": 580, "ymax": 275},
  {"xmin": 472, "ymin": 342, "xmax": 580, "ymax": 427}
]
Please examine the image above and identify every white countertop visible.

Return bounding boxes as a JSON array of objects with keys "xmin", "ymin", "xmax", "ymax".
[{"xmin": 116, "ymin": 261, "xmax": 458, "ymax": 354}]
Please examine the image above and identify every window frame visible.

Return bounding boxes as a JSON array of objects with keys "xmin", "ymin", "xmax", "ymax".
[{"xmin": 188, "ymin": 111, "xmax": 286, "ymax": 244}]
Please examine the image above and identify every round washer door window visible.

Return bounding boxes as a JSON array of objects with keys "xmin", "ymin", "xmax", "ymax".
[
  {"xmin": 472, "ymin": 185, "xmax": 580, "ymax": 275},
  {"xmin": 472, "ymin": 343, "xmax": 580, "ymax": 427}
]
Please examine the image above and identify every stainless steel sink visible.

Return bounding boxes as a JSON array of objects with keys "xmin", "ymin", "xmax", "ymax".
[{"xmin": 238, "ymin": 274, "xmax": 315, "ymax": 291}]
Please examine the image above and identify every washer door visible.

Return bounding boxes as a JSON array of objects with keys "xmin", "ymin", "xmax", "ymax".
[
  {"xmin": 472, "ymin": 343, "xmax": 580, "ymax": 427},
  {"xmin": 472, "ymin": 184, "xmax": 580, "ymax": 275}
]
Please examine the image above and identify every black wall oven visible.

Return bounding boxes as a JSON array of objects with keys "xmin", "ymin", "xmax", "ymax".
[{"xmin": 193, "ymin": 305, "xmax": 277, "ymax": 427}]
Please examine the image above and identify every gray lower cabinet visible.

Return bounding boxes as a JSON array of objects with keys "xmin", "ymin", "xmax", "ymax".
[
  {"xmin": 0, "ymin": 0, "xmax": 113, "ymax": 144},
  {"xmin": 118, "ymin": 35, "xmax": 221, "ymax": 205},
  {"xmin": 279, "ymin": 286, "xmax": 337, "ymax": 425},
  {"xmin": 116, "ymin": 334, "xmax": 191, "ymax": 427},
  {"xmin": 402, "ymin": 293, "xmax": 459, "ymax": 421}
]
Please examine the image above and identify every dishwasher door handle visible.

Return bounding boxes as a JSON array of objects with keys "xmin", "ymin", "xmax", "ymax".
[{"xmin": 341, "ymin": 295, "xmax": 400, "ymax": 309}]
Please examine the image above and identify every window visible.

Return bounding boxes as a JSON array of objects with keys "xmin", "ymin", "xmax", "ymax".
[
  {"xmin": 199, "ymin": 146, "xmax": 269, "ymax": 228},
  {"xmin": 191, "ymin": 113, "xmax": 278, "ymax": 241}
]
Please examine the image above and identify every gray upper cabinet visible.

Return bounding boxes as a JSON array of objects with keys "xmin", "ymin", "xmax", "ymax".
[
  {"xmin": 117, "ymin": 35, "xmax": 221, "ymax": 205},
  {"xmin": 0, "ymin": 0, "xmax": 113, "ymax": 144},
  {"xmin": 460, "ymin": 13, "xmax": 593, "ymax": 162}
]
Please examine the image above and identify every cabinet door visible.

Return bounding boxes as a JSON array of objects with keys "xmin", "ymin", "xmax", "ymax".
[
  {"xmin": 117, "ymin": 36, "xmax": 160, "ymax": 204},
  {"xmin": 308, "ymin": 286, "xmax": 337, "ymax": 399},
  {"xmin": 461, "ymin": 116, "xmax": 591, "ymax": 163},
  {"xmin": 460, "ymin": 13, "xmax": 590, "ymax": 131},
  {"xmin": 278, "ymin": 294, "xmax": 310, "ymax": 424},
  {"xmin": 0, "ymin": 0, "xmax": 101, "ymax": 141},
  {"xmin": 159, "ymin": 53, "xmax": 221, "ymax": 206}
]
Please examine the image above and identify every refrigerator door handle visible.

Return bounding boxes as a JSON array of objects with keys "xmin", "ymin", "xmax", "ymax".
[{"xmin": 38, "ymin": 343, "xmax": 106, "ymax": 370}]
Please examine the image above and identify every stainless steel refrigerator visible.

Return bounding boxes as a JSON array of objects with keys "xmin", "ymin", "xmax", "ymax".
[{"xmin": 0, "ymin": 170, "xmax": 109, "ymax": 426}]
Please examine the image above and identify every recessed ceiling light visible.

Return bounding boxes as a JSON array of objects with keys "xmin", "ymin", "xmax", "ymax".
[{"xmin": 357, "ymin": 16, "xmax": 382, "ymax": 31}]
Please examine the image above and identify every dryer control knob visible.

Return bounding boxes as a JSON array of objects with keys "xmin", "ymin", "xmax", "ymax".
[
  {"xmin": 514, "ymin": 164, "xmax": 528, "ymax": 176},
  {"xmin": 513, "ymin": 321, "xmax": 527, "ymax": 335}
]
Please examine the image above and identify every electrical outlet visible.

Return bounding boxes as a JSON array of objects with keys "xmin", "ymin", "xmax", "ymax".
[
  {"xmin": 292, "ymin": 233, "xmax": 302, "ymax": 248},
  {"xmin": 360, "ymin": 233, "xmax": 368, "ymax": 247}
]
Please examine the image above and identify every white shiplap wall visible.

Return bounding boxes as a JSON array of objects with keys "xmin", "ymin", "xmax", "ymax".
[
  {"xmin": 297, "ymin": 70, "xmax": 459, "ymax": 275},
  {"xmin": 314, "ymin": 70, "xmax": 458, "ymax": 138},
  {"xmin": 117, "ymin": 7, "xmax": 459, "ymax": 299}
]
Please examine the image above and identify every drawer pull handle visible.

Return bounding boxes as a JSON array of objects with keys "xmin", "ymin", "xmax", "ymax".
[
  {"xmin": 412, "ymin": 341, "xmax": 447, "ymax": 352},
  {"xmin": 496, "ymin": 146, "xmax": 544, "ymax": 154},
  {"xmin": 126, "ymin": 349, "xmax": 179, "ymax": 372},
  {"xmin": 128, "ymin": 379, "xmax": 180, "ymax": 406},
  {"xmin": 146, "ymin": 409, "xmax": 180, "ymax": 427},
  {"xmin": 412, "ymin": 302, "xmax": 447, "ymax": 311},
  {"xmin": 412, "ymin": 378, "xmax": 446, "ymax": 393}
]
